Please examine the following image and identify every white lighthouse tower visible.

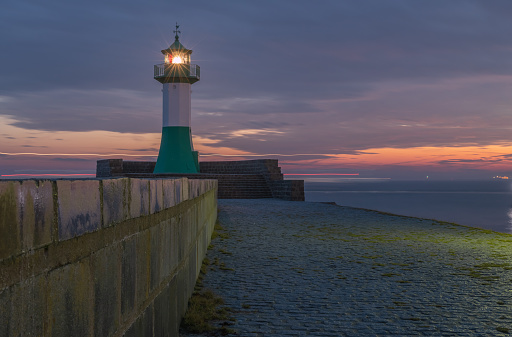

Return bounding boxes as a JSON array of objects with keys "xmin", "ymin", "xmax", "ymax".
[{"xmin": 153, "ymin": 24, "xmax": 200, "ymax": 173}]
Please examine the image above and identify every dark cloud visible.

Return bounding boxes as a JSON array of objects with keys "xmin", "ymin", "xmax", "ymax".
[
  {"xmin": 2, "ymin": 89, "xmax": 161, "ymax": 133},
  {"xmin": 242, "ymin": 121, "xmax": 292, "ymax": 129},
  {"xmin": 117, "ymin": 148, "xmax": 159, "ymax": 152},
  {"xmin": 1, "ymin": 0, "xmax": 512, "ymax": 180},
  {"xmin": 3, "ymin": 0, "xmax": 512, "ymax": 97},
  {"xmin": 437, "ymin": 158, "xmax": 489, "ymax": 165},
  {"xmin": 21, "ymin": 144, "xmax": 47, "ymax": 148},
  {"xmin": 437, "ymin": 156, "xmax": 512, "ymax": 165},
  {"xmin": 50, "ymin": 157, "xmax": 92, "ymax": 162}
]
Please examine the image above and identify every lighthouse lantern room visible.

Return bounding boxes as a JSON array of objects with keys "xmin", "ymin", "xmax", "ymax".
[{"xmin": 153, "ymin": 23, "xmax": 200, "ymax": 173}]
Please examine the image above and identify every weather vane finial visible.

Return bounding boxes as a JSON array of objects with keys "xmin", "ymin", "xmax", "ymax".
[{"xmin": 174, "ymin": 22, "xmax": 181, "ymax": 40}]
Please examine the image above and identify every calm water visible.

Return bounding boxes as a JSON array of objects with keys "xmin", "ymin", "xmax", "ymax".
[{"xmin": 305, "ymin": 179, "xmax": 512, "ymax": 234}]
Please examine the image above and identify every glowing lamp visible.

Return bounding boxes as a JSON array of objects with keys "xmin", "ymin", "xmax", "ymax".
[{"xmin": 172, "ymin": 55, "xmax": 183, "ymax": 64}]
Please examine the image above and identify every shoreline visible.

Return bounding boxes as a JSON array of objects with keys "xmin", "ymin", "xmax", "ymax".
[
  {"xmin": 317, "ymin": 200, "xmax": 512, "ymax": 236},
  {"xmin": 305, "ymin": 179, "xmax": 512, "ymax": 233}
]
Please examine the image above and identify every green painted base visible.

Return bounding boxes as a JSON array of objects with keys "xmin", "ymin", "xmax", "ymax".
[{"xmin": 154, "ymin": 126, "xmax": 199, "ymax": 173}]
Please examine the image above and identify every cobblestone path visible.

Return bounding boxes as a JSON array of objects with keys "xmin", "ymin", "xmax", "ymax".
[{"xmin": 185, "ymin": 199, "xmax": 512, "ymax": 336}]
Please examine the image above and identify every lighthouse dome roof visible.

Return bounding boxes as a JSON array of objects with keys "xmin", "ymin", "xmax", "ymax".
[{"xmin": 161, "ymin": 37, "xmax": 192, "ymax": 55}]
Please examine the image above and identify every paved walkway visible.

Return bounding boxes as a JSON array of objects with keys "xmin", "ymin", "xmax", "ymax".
[{"xmin": 186, "ymin": 199, "xmax": 512, "ymax": 336}]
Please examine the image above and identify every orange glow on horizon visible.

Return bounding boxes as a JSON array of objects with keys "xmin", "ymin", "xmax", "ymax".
[
  {"xmin": 284, "ymin": 173, "xmax": 359, "ymax": 176},
  {"xmin": 324, "ymin": 145, "xmax": 512, "ymax": 170},
  {"xmin": 3, "ymin": 116, "xmax": 512, "ymax": 176},
  {"xmin": 1, "ymin": 173, "xmax": 96, "ymax": 177}
]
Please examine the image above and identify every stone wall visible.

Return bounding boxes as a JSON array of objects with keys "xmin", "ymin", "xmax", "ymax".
[
  {"xmin": 96, "ymin": 159, "xmax": 305, "ymax": 201},
  {"xmin": 199, "ymin": 159, "xmax": 304, "ymax": 201},
  {"xmin": 0, "ymin": 177, "xmax": 217, "ymax": 336},
  {"xmin": 97, "ymin": 159, "xmax": 156, "ymax": 177}
]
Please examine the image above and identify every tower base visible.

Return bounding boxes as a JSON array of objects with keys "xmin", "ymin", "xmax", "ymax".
[{"xmin": 154, "ymin": 126, "xmax": 199, "ymax": 174}]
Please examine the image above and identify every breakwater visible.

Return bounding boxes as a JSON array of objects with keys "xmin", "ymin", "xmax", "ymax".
[
  {"xmin": 0, "ymin": 177, "xmax": 217, "ymax": 336},
  {"xmin": 194, "ymin": 199, "xmax": 512, "ymax": 336},
  {"xmin": 96, "ymin": 159, "xmax": 305, "ymax": 201}
]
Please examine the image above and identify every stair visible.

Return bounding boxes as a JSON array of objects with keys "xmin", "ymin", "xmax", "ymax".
[{"xmin": 215, "ymin": 174, "xmax": 272, "ymax": 199}]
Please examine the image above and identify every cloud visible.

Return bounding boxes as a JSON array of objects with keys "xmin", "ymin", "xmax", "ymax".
[
  {"xmin": 50, "ymin": 157, "xmax": 93, "ymax": 162},
  {"xmin": 228, "ymin": 129, "xmax": 284, "ymax": 138},
  {"xmin": 116, "ymin": 148, "xmax": 159, "ymax": 152},
  {"xmin": 4, "ymin": 0, "xmax": 512, "ymax": 100},
  {"xmin": 437, "ymin": 158, "xmax": 490, "ymax": 165},
  {"xmin": 21, "ymin": 144, "xmax": 47, "ymax": 148},
  {"xmin": 2, "ymin": 0, "xmax": 512, "ymax": 179},
  {"xmin": 1, "ymin": 89, "xmax": 160, "ymax": 133}
]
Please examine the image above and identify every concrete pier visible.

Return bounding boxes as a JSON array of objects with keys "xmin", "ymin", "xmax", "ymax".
[{"xmin": 188, "ymin": 199, "xmax": 512, "ymax": 336}]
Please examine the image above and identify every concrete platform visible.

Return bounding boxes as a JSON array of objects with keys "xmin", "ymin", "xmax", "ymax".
[{"xmin": 182, "ymin": 199, "xmax": 512, "ymax": 336}]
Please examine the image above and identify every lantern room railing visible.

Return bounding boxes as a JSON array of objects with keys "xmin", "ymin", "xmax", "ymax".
[{"xmin": 154, "ymin": 63, "xmax": 200, "ymax": 82}]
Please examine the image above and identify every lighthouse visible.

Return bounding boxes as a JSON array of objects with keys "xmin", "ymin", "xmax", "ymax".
[{"xmin": 153, "ymin": 24, "xmax": 200, "ymax": 173}]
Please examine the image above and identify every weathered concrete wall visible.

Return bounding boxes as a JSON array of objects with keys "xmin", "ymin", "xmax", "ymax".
[
  {"xmin": 0, "ymin": 177, "xmax": 217, "ymax": 336},
  {"xmin": 200, "ymin": 159, "xmax": 304, "ymax": 201},
  {"xmin": 96, "ymin": 159, "xmax": 305, "ymax": 201}
]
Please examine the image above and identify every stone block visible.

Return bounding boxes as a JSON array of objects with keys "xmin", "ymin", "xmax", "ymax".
[
  {"xmin": 154, "ymin": 284, "xmax": 171, "ymax": 337},
  {"xmin": 0, "ymin": 286, "xmax": 11, "ymax": 337},
  {"xmin": 161, "ymin": 220, "xmax": 172, "ymax": 279},
  {"xmin": 176, "ymin": 217, "xmax": 185, "ymax": 262},
  {"xmin": 0, "ymin": 181, "xmax": 21, "ymax": 260},
  {"xmin": 150, "ymin": 179, "xmax": 163, "ymax": 214},
  {"xmin": 9, "ymin": 274, "xmax": 47, "ymax": 336},
  {"xmin": 47, "ymin": 260, "xmax": 93, "ymax": 336},
  {"xmin": 176, "ymin": 259, "xmax": 188, "ymax": 315},
  {"xmin": 162, "ymin": 179, "xmax": 176, "ymax": 209},
  {"xmin": 0, "ymin": 178, "xmax": 56, "ymax": 254},
  {"xmin": 96, "ymin": 159, "xmax": 124, "ymax": 178},
  {"xmin": 174, "ymin": 178, "xmax": 189, "ymax": 204},
  {"xmin": 121, "ymin": 237, "xmax": 136, "ymax": 321},
  {"xmin": 184, "ymin": 209, "xmax": 193, "ymax": 252},
  {"xmin": 150, "ymin": 224, "xmax": 163, "ymax": 290},
  {"xmin": 129, "ymin": 178, "xmax": 149, "ymax": 219},
  {"xmin": 124, "ymin": 303, "xmax": 153, "ymax": 337},
  {"xmin": 189, "ymin": 242, "xmax": 198, "ymax": 289},
  {"xmin": 188, "ymin": 179, "xmax": 198, "ymax": 199},
  {"xmin": 181, "ymin": 178, "xmax": 189, "ymax": 202},
  {"xmin": 56, "ymin": 180, "xmax": 101, "ymax": 241},
  {"xmin": 102, "ymin": 178, "xmax": 129, "ymax": 226},
  {"xmin": 135, "ymin": 230, "xmax": 150, "ymax": 310},
  {"xmin": 168, "ymin": 276, "xmax": 179, "ymax": 336},
  {"xmin": 190, "ymin": 206, "xmax": 198, "ymax": 240},
  {"xmin": 170, "ymin": 217, "xmax": 179, "ymax": 273},
  {"xmin": 93, "ymin": 245, "xmax": 120, "ymax": 337},
  {"xmin": 174, "ymin": 179, "xmax": 182, "ymax": 204},
  {"xmin": 12, "ymin": 180, "xmax": 54, "ymax": 251}
]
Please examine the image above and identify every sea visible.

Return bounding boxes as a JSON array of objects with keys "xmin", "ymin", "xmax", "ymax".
[{"xmin": 304, "ymin": 179, "xmax": 512, "ymax": 234}]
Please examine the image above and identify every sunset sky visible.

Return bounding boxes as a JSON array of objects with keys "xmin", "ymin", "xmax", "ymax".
[{"xmin": 2, "ymin": 0, "xmax": 512, "ymax": 179}]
